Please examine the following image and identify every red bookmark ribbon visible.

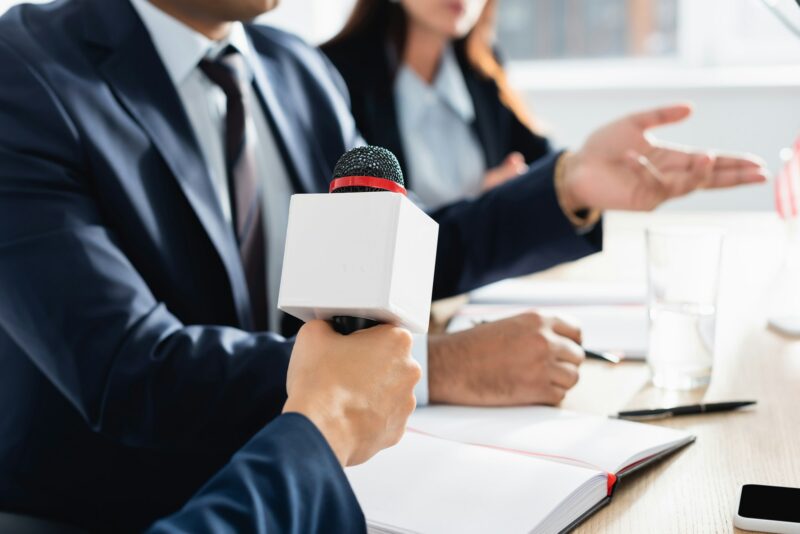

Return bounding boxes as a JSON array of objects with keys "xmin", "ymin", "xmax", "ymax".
[{"xmin": 407, "ymin": 427, "xmax": 618, "ymax": 496}]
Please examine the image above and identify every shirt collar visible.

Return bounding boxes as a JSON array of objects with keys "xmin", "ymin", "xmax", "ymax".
[
  {"xmin": 129, "ymin": 0, "xmax": 255, "ymax": 85},
  {"xmin": 433, "ymin": 46, "xmax": 475, "ymax": 123},
  {"xmin": 396, "ymin": 45, "xmax": 476, "ymax": 125}
]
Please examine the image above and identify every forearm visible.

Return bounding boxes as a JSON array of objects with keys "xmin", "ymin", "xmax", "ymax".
[
  {"xmin": 427, "ymin": 332, "xmax": 469, "ymax": 405},
  {"xmin": 427, "ymin": 330, "xmax": 495, "ymax": 405}
]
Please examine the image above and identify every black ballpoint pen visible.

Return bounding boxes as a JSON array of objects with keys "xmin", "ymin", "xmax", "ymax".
[
  {"xmin": 615, "ymin": 400, "xmax": 757, "ymax": 420},
  {"xmin": 584, "ymin": 349, "xmax": 621, "ymax": 364}
]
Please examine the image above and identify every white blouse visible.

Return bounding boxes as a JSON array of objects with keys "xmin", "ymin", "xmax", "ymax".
[{"xmin": 394, "ymin": 46, "xmax": 487, "ymax": 210}]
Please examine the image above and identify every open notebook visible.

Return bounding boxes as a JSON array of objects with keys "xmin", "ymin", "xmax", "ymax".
[{"xmin": 346, "ymin": 406, "xmax": 694, "ymax": 534}]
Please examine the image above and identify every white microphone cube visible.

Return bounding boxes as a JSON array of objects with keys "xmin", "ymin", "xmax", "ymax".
[{"xmin": 278, "ymin": 192, "xmax": 439, "ymax": 334}]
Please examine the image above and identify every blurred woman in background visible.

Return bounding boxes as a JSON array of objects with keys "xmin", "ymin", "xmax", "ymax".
[{"xmin": 322, "ymin": 0, "xmax": 540, "ymax": 210}]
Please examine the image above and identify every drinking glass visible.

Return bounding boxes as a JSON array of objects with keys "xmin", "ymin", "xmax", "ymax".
[{"xmin": 646, "ymin": 227, "xmax": 724, "ymax": 390}]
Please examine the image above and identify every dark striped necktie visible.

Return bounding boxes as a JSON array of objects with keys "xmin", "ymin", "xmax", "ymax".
[{"xmin": 199, "ymin": 47, "xmax": 268, "ymax": 331}]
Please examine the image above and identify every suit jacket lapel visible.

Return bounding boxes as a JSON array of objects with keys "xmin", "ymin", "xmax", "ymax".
[
  {"xmin": 466, "ymin": 73, "xmax": 501, "ymax": 169},
  {"xmin": 83, "ymin": 0, "xmax": 254, "ymax": 329},
  {"xmin": 249, "ymin": 48, "xmax": 321, "ymax": 195},
  {"xmin": 454, "ymin": 45, "xmax": 500, "ymax": 169}
]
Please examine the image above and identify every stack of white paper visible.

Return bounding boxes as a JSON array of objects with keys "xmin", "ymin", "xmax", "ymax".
[{"xmin": 470, "ymin": 279, "xmax": 647, "ymax": 306}]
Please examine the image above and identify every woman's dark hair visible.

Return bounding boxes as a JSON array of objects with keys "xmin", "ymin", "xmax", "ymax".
[
  {"xmin": 325, "ymin": 0, "xmax": 409, "ymax": 64},
  {"xmin": 324, "ymin": 0, "xmax": 537, "ymax": 132}
]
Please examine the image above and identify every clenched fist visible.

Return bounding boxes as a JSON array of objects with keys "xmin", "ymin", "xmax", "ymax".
[{"xmin": 428, "ymin": 312, "xmax": 585, "ymax": 406}]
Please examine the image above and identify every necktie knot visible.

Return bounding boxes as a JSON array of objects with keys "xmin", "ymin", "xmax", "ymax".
[
  {"xmin": 198, "ymin": 46, "xmax": 249, "ymax": 172},
  {"xmin": 198, "ymin": 46, "xmax": 248, "ymax": 99}
]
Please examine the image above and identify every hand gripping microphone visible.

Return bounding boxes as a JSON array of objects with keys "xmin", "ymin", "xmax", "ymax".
[{"xmin": 278, "ymin": 146, "xmax": 439, "ymax": 335}]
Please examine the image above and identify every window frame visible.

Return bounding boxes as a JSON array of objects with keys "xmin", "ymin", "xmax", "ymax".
[{"xmin": 501, "ymin": 0, "xmax": 800, "ymax": 91}]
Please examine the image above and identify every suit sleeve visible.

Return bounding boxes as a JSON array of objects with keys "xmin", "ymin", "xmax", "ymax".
[
  {"xmin": 428, "ymin": 151, "xmax": 602, "ymax": 299},
  {"xmin": 145, "ymin": 413, "xmax": 366, "ymax": 534},
  {"xmin": 0, "ymin": 38, "xmax": 290, "ymax": 453}
]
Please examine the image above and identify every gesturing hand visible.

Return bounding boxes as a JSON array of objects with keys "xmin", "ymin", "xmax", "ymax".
[{"xmin": 560, "ymin": 104, "xmax": 768, "ymax": 212}]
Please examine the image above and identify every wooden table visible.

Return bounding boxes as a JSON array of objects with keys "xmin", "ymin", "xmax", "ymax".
[{"xmin": 437, "ymin": 211, "xmax": 800, "ymax": 533}]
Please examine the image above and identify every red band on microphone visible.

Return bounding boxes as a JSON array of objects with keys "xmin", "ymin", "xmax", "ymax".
[{"xmin": 329, "ymin": 176, "xmax": 407, "ymax": 196}]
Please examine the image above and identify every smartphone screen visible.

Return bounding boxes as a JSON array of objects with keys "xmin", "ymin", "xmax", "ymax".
[{"xmin": 739, "ymin": 484, "xmax": 800, "ymax": 523}]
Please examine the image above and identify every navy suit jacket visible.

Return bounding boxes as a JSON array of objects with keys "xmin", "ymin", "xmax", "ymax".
[{"xmin": 0, "ymin": 0, "xmax": 601, "ymax": 531}]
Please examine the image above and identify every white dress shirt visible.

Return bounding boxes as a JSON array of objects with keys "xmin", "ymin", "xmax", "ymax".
[
  {"xmin": 395, "ymin": 46, "xmax": 486, "ymax": 211},
  {"xmin": 130, "ymin": 0, "xmax": 293, "ymax": 335},
  {"xmin": 129, "ymin": 0, "xmax": 430, "ymax": 404}
]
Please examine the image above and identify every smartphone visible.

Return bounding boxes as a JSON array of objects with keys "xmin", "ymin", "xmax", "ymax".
[{"xmin": 734, "ymin": 484, "xmax": 800, "ymax": 533}]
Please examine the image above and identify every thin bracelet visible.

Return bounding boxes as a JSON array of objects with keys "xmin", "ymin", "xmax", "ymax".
[{"xmin": 554, "ymin": 152, "xmax": 602, "ymax": 228}]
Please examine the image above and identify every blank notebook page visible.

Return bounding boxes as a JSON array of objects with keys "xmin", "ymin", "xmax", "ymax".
[
  {"xmin": 407, "ymin": 406, "xmax": 693, "ymax": 474},
  {"xmin": 346, "ymin": 431, "xmax": 608, "ymax": 534}
]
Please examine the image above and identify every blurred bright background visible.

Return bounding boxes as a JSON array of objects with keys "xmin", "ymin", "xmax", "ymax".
[{"xmin": 1, "ymin": 0, "xmax": 799, "ymax": 210}]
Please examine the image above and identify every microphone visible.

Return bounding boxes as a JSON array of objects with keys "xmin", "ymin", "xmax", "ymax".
[
  {"xmin": 329, "ymin": 145, "xmax": 407, "ymax": 195},
  {"xmin": 329, "ymin": 146, "xmax": 407, "ymax": 334},
  {"xmin": 278, "ymin": 146, "xmax": 438, "ymax": 336}
]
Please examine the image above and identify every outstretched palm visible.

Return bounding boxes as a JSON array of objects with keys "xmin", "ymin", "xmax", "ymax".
[{"xmin": 564, "ymin": 105, "xmax": 768, "ymax": 212}]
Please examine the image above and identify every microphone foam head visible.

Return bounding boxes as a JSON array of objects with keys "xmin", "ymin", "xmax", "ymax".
[{"xmin": 332, "ymin": 146, "xmax": 405, "ymax": 193}]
